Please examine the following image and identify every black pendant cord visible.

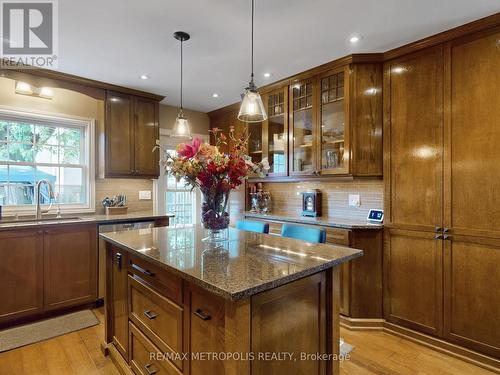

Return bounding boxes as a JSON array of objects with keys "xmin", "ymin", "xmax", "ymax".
[
  {"xmin": 180, "ymin": 39, "xmax": 183, "ymax": 110},
  {"xmin": 251, "ymin": 0, "xmax": 254, "ymax": 82}
]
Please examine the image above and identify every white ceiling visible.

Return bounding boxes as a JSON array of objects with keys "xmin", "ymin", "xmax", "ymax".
[{"xmin": 58, "ymin": 0, "xmax": 499, "ymax": 112}]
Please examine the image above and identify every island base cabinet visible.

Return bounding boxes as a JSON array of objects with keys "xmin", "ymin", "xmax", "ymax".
[
  {"xmin": 186, "ymin": 284, "xmax": 227, "ymax": 375},
  {"xmin": 0, "ymin": 230, "xmax": 43, "ymax": 324},
  {"xmin": 106, "ymin": 245, "xmax": 129, "ymax": 360},
  {"xmin": 443, "ymin": 236, "xmax": 500, "ymax": 358},
  {"xmin": 129, "ymin": 322, "xmax": 179, "ymax": 375}
]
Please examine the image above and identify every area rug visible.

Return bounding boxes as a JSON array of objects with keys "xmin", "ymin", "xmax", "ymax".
[{"xmin": 0, "ymin": 310, "xmax": 99, "ymax": 352}]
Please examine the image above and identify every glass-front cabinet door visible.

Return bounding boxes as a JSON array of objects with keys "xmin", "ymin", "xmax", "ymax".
[
  {"xmin": 289, "ymin": 79, "xmax": 317, "ymax": 175},
  {"xmin": 319, "ymin": 67, "xmax": 349, "ymax": 174},
  {"xmin": 263, "ymin": 88, "xmax": 288, "ymax": 176},
  {"xmin": 247, "ymin": 120, "xmax": 262, "ymax": 164}
]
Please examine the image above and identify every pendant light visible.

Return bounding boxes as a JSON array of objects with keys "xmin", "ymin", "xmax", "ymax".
[
  {"xmin": 238, "ymin": 0, "xmax": 267, "ymax": 123},
  {"xmin": 172, "ymin": 31, "xmax": 191, "ymax": 138}
]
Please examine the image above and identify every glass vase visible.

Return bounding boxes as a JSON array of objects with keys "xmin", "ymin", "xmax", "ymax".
[{"xmin": 200, "ymin": 189, "xmax": 230, "ymax": 242}]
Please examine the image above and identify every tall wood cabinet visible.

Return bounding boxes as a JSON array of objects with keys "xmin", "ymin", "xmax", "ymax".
[
  {"xmin": 384, "ymin": 27, "xmax": 500, "ymax": 358},
  {"xmin": 104, "ymin": 91, "xmax": 159, "ymax": 178}
]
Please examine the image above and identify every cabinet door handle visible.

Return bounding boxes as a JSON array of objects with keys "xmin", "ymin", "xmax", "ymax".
[
  {"xmin": 130, "ymin": 262, "xmax": 155, "ymax": 277},
  {"xmin": 443, "ymin": 227, "xmax": 450, "ymax": 233},
  {"xmin": 115, "ymin": 252, "xmax": 122, "ymax": 269},
  {"xmin": 435, "ymin": 226, "xmax": 442, "ymax": 233},
  {"xmin": 443, "ymin": 234, "xmax": 451, "ymax": 241},
  {"xmin": 143, "ymin": 310, "xmax": 158, "ymax": 320},
  {"xmin": 434, "ymin": 234, "xmax": 443, "ymax": 240},
  {"xmin": 144, "ymin": 363, "xmax": 158, "ymax": 375},
  {"xmin": 194, "ymin": 308, "xmax": 211, "ymax": 321}
]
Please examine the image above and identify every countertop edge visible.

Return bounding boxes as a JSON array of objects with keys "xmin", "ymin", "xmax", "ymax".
[
  {"xmin": 243, "ymin": 212, "xmax": 383, "ymax": 230},
  {"xmin": 0, "ymin": 212, "xmax": 174, "ymax": 231},
  {"xmin": 100, "ymin": 233, "xmax": 364, "ymax": 302}
]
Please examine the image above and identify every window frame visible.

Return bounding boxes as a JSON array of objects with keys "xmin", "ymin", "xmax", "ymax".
[
  {"xmin": 0, "ymin": 106, "xmax": 95, "ymax": 215},
  {"xmin": 154, "ymin": 130, "xmax": 207, "ymax": 224}
]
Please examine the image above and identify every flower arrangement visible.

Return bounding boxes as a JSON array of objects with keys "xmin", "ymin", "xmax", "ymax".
[{"xmin": 158, "ymin": 127, "xmax": 269, "ymax": 239}]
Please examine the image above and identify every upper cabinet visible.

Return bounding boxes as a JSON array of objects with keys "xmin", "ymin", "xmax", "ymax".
[
  {"xmin": 289, "ymin": 78, "xmax": 318, "ymax": 176},
  {"xmin": 208, "ymin": 55, "xmax": 383, "ymax": 180},
  {"xmin": 104, "ymin": 91, "xmax": 160, "ymax": 178},
  {"xmin": 319, "ymin": 67, "xmax": 349, "ymax": 175},
  {"xmin": 263, "ymin": 88, "xmax": 288, "ymax": 176}
]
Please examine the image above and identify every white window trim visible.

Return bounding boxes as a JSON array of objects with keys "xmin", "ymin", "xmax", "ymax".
[
  {"xmin": 0, "ymin": 105, "xmax": 96, "ymax": 215},
  {"xmin": 153, "ymin": 129, "xmax": 208, "ymax": 220}
]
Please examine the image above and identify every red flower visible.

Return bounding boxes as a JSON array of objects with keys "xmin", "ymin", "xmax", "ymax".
[{"xmin": 177, "ymin": 137, "xmax": 201, "ymax": 158}]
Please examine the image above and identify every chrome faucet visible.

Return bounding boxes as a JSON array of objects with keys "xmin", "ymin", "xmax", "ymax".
[{"xmin": 35, "ymin": 179, "xmax": 55, "ymax": 219}]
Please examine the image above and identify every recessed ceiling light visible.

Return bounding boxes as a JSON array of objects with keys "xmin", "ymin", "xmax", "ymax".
[
  {"xmin": 348, "ymin": 34, "xmax": 363, "ymax": 44},
  {"xmin": 263, "ymin": 72, "xmax": 272, "ymax": 78},
  {"xmin": 140, "ymin": 74, "xmax": 149, "ymax": 80},
  {"xmin": 212, "ymin": 93, "xmax": 219, "ymax": 98}
]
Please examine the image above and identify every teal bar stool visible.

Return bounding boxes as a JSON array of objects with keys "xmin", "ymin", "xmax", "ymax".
[
  {"xmin": 281, "ymin": 224, "xmax": 326, "ymax": 244},
  {"xmin": 236, "ymin": 220, "xmax": 270, "ymax": 234}
]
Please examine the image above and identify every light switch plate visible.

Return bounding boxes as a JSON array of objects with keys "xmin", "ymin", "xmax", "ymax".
[
  {"xmin": 139, "ymin": 190, "xmax": 152, "ymax": 200},
  {"xmin": 349, "ymin": 194, "xmax": 360, "ymax": 207}
]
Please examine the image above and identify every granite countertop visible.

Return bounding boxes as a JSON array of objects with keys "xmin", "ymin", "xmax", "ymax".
[
  {"xmin": 100, "ymin": 224, "xmax": 363, "ymax": 301},
  {"xmin": 0, "ymin": 211, "xmax": 174, "ymax": 230},
  {"xmin": 244, "ymin": 212, "xmax": 383, "ymax": 230}
]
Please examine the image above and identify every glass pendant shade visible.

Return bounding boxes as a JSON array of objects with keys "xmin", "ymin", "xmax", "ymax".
[
  {"xmin": 238, "ymin": 88, "xmax": 267, "ymax": 123},
  {"xmin": 172, "ymin": 110, "xmax": 191, "ymax": 138}
]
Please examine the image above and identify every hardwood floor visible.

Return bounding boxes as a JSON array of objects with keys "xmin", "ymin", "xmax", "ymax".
[
  {"xmin": 0, "ymin": 308, "xmax": 495, "ymax": 374},
  {"xmin": 340, "ymin": 327, "xmax": 497, "ymax": 375},
  {"xmin": 0, "ymin": 308, "xmax": 119, "ymax": 375}
]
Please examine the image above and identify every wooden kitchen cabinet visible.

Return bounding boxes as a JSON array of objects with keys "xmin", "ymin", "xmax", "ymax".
[
  {"xmin": 105, "ymin": 91, "xmax": 160, "ymax": 178},
  {"xmin": 44, "ymin": 224, "xmax": 98, "ymax": 311},
  {"xmin": 134, "ymin": 97, "xmax": 160, "ymax": 177},
  {"xmin": 0, "ymin": 224, "xmax": 98, "ymax": 327},
  {"xmin": 318, "ymin": 67, "xmax": 349, "ymax": 175},
  {"xmin": 443, "ymin": 235, "xmax": 500, "ymax": 358},
  {"xmin": 383, "ymin": 228, "xmax": 443, "ymax": 336},
  {"xmin": 263, "ymin": 88, "xmax": 288, "ymax": 176},
  {"xmin": 289, "ymin": 78, "xmax": 318, "ymax": 176},
  {"xmin": 0, "ymin": 229, "xmax": 43, "ymax": 325},
  {"xmin": 384, "ymin": 45, "xmax": 444, "ymax": 232},
  {"xmin": 186, "ymin": 284, "xmax": 226, "ymax": 375},
  {"xmin": 107, "ymin": 245, "xmax": 129, "ymax": 360}
]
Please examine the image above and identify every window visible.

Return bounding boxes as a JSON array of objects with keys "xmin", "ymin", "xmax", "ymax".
[
  {"xmin": 0, "ymin": 108, "xmax": 94, "ymax": 213},
  {"xmin": 165, "ymin": 149, "xmax": 196, "ymax": 225},
  {"xmin": 155, "ymin": 132, "xmax": 205, "ymax": 226}
]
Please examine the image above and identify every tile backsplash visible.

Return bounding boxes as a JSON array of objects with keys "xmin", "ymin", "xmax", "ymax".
[
  {"xmin": 95, "ymin": 179, "xmax": 154, "ymax": 214},
  {"xmin": 260, "ymin": 179, "xmax": 383, "ymax": 221}
]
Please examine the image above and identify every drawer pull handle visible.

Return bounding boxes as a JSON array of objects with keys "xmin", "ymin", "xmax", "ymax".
[
  {"xmin": 434, "ymin": 234, "xmax": 443, "ymax": 240},
  {"xmin": 194, "ymin": 308, "xmax": 211, "ymax": 321},
  {"xmin": 144, "ymin": 363, "xmax": 158, "ymax": 375},
  {"xmin": 435, "ymin": 226, "xmax": 442, "ymax": 233},
  {"xmin": 143, "ymin": 310, "xmax": 158, "ymax": 320},
  {"xmin": 131, "ymin": 262, "xmax": 155, "ymax": 277}
]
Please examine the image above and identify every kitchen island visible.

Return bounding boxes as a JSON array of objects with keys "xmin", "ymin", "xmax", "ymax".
[{"xmin": 100, "ymin": 224, "xmax": 363, "ymax": 375}]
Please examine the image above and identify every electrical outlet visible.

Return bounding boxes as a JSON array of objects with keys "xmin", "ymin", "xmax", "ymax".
[
  {"xmin": 348, "ymin": 194, "xmax": 360, "ymax": 207},
  {"xmin": 139, "ymin": 190, "xmax": 152, "ymax": 200}
]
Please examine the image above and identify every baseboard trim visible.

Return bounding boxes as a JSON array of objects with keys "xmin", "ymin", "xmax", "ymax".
[
  {"xmin": 340, "ymin": 316, "xmax": 385, "ymax": 330},
  {"xmin": 108, "ymin": 343, "xmax": 134, "ymax": 375},
  {"xmin": 341, "ymin": 316, "xmax": 500, "ymax": 373}
]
